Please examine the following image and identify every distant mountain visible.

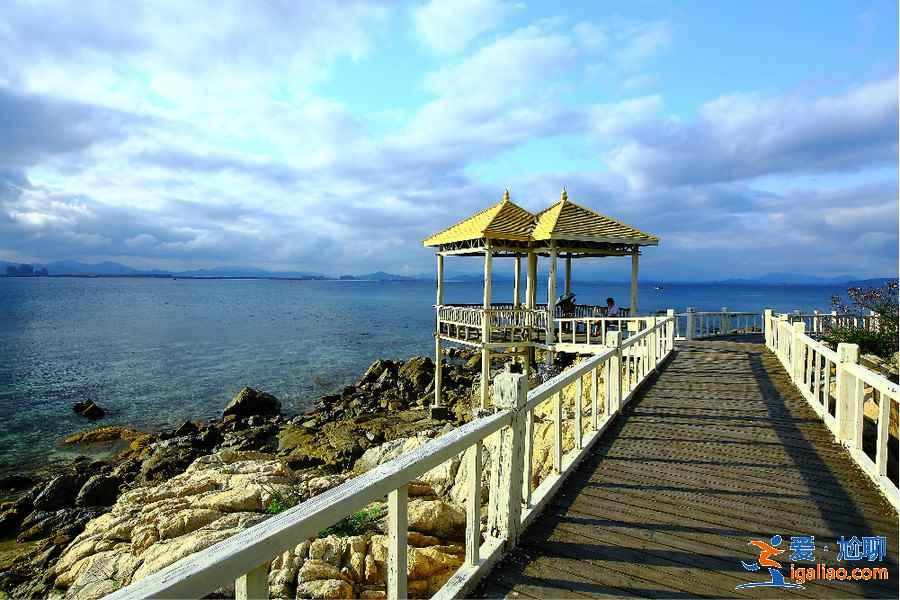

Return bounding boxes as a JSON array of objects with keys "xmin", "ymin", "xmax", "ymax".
[
  {"xmin": 45, "ymin": 260, "xmax": 144, "ymax": 275},
  {"xmin": 720, "ymin": 273, "xmax": 859, "ymax": 285},
  {"xmin": 342, "ymin": 271, "xmax": 418, "ymax": 281},
  {"xmin": 173, "ymin": 265, "xmax": 327, "ymax": 279}
]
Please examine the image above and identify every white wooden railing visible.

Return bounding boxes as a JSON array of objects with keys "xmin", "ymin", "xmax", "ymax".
[
  {"xmin": 106, "ymin": 316, "xmax": 676, "ymax": 600},
  {"xmin": 780, "ymin": 311, "xmax": 879, "ymax": 335},
  {"xmin": 675, "ymin": 308, "xmax": 763, "ymax": 340},
  {"xmin": 765, "ymin": 311, "xmax": 899, "ymax": 510}
]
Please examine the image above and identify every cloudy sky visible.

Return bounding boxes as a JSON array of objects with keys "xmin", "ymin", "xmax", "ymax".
[{"xmin": 1, "ymin": 0, "xmax": 897, "ymax": 280}]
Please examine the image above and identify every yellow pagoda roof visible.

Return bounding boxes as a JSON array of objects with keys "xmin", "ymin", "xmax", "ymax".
[
  {"xmin": 424, "ymin": 189, "xmax": 659, "ymax": 248},
  {"xmin": 423, "ymin": 190, "xmax": 535, "ymax": 246},
  {"xmin": 532, "ymin": 190, "xmax": 659, "ymax": 245}
]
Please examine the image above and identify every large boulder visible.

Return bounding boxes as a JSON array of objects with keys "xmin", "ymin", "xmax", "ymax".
[
  {"xmin": 72, "ymin": 400, "xmax": 106, "ymax": 420},
  {"xmin": 398, "ymin": 357, "xmax": 434, "ymax": 392},
  {"xmin": 33, "ymin": 474, "xmax": 86, "ymax": 511},
  {"xmin": 75, "ymin": 475, "xmax": 122, "ymax": 507},
  {"xmin": 223, "ymin": 387, "xmax": 281, "ymax": 418}
]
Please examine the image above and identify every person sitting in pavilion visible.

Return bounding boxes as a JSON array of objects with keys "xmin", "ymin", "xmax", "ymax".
[{"xmin": 605, "ymin": 297, "xmax": 620, "ymax": 317}]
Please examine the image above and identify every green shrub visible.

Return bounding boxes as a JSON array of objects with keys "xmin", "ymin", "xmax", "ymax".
[
  {"xmin": 318, "ymin": 504, "xmax": 384, "ymax": 537},
  {"xmin": 823, "ymin": 327, "xmax": 898, "ymax": 360}
]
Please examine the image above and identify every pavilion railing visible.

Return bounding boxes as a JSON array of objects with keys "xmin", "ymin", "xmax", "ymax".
[
  {"xmin": 105, "ymin": 316, "xmax": 676, "ymax": 600},
  {"xmin": 675, "ymin": 309, "xmax": 763, "ymax": 339},
  {"xmin": 765, "ymin": 312, "xmax": 899, "ymax": 510}
]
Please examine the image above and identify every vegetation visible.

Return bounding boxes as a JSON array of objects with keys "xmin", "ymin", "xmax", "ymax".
[
  {"xmin": 318, "ymin": 504, "xmax": 384, "ymax": 537},
  {"xmin": 825, "ymin": 281, "xmax": 898, "ymax": 362}
]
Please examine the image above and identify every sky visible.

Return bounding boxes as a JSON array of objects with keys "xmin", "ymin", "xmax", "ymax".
[{"xmin": 0, "ymin": 0, "xmax": 897, "ymax": 280}]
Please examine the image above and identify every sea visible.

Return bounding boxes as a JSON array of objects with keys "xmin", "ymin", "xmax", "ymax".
[{"xmin": 0, "ymin": 276, "xmax": 852, "ymax": 476}]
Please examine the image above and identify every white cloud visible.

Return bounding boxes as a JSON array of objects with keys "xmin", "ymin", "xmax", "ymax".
[
  {"xmin": 603, "ymin": 77, "xmax": 899, "ymax": 190},
  {"xmin": 412, "ymin": 0, "xmax": 522, "ymax": 55}
]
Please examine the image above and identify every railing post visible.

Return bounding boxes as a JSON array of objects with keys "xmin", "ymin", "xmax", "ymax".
[
  {"xmin": 836, "ymin": 342, "xmax": 860, "ymax": 444},
  {"xmin": 721, "ymin": 307, "xmax": 730, "ymax": 335},
  {"xmin": 488, "ymin": 367, "xmax": 527, "ymax": 548},
  {"xmin": 387, "ymin": 485, "xmax": 408, "ymax": 600},
  {"xmin": 685, "ymin": 307, "xmax": 694, "ymax": 341},
  {"xmin": 791, "ymin": 321, "xmax": 806, "ymax": 383},
  {"xmin": 235, "ymin": 562, "xmax": 270, "ymax": 600},
  {"xmin": 763, "ymin": 309, "xmax": 773, "ymax": 348},
  {"xmin": 591, "ymin": 365, "xmax": 599, "ymax": 429},
  {"xmin": 648, "ymin": 316, "xmax": 658, "ymax": 371},
  {"xmin": 465, "ymin": 440, "xmax": 482, "ymax": 567},
  {"xmin": 666, "ymin": 309, "xmax": 675, "ymax": 354},
  {"xmin": 605, "ymin": 331, "xmax": 622, "ymax": 414}
]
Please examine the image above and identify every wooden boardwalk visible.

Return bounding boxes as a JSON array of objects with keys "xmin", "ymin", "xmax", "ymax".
[{"xmin": 478, "ymin": 337, "xmax": 899, "ymax": 599}]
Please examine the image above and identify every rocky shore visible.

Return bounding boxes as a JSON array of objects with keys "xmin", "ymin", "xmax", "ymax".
[{"xmin": 0, "ymin": 347, "xmax": 590, "ymax": 599}]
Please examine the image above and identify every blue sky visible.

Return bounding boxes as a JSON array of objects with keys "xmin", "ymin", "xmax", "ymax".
[{"xmin": 0, "ymin": 0, "xmax": 897, "ymax": 280}]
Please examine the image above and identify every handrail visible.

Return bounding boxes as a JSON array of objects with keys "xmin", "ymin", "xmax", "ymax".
[
  {"xmin": 106, "ymin": 315, "xmax": 676, "ymax": 600},
  {"xmin": 764, "ymin": 311, "xmax": 899, "ymax": 510}
]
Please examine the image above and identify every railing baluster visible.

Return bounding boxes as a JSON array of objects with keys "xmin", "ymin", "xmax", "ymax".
[
  {"xmin": 574, "ymin": 374, "xmax": 583, "ymax": 450},
  {"xmin": 465, "ymin": 441, "xmax": 482, "ymax": 567},
  {"xmin": 554, "ymin": 390, "xmax": 562, "ymax": 473},
  {"xmin": 388, "ymin": 485, "xmax": 408, "ymax": 600},
  {"xmin": 235, "ymin": 561, "xmax": 270, "ymax": 600},
  {"xmin": 876, "ymin": 391, "xmax": 890, "ymax": 478},
  {"xmin": 522, "ymin": 408, "xmax": 533, "ymax": 506},
  {"xmin": 591, "ymin": 365, "xmax": 599, "ymax": 430}
]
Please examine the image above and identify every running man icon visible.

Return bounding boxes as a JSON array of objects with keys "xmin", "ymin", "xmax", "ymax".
[{"xmin": 735, "ymin": 535, "xmax": 805, "ymax": 589}]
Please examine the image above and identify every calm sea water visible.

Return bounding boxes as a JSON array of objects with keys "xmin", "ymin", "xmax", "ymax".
[{"xmin": 0, "ymin": 277, "xmax": 848, "ymax": 475}]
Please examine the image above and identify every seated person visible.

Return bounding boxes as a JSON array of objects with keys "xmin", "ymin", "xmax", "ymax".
[{"xmin": 605, "ymin": 297, "xmax": 620, "ymax": 317}]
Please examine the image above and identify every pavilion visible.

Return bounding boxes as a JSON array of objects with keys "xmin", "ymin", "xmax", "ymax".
[{"xmin": 424, "ymin": 189, "xmax": 659, "ymax": 408}]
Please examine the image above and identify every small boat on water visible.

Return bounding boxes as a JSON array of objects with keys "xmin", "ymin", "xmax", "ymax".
[{"xmin": 654, "ymin": 285, "xmax": 664, "ymax": 291}]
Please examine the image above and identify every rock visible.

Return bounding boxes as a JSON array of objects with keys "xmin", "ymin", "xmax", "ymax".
[
  {"xmin": 173, "ymin": 420, "xmax": 199, "ymax": 437},
  {"xmin": 0, "ymin": 503, "xmax": 26, "ymax": 533},
  {"xmin": 33, "ymin": 474, "xmax": 86, "ymax": 511},
  {"xmin": 16, "ymin": 507, "xmax": 105, "ymax": 542},
  {"xmin": 53, "ymin": 450, "xmax": 292, "ymax": 594},
  {"xmin": 398, "ymin": 357, "xmax": 434, "ymax": 392},
  {"xmin": 72, "ymin": 400, "xmax": 106, "ymax": 420},
  {"xmin": 0, "ymin": 473, "xmax": 34, "ymax": 491},
  {"xmin": 360, "ymin": 359, "xmax": 393, "ymax": 385},
  {"xmin": 296, "ymin": 578, "xmax": 354, "ymax": 599},
  {"xmin": 464, "ymin": 354, "xmax": 481, "ymax": 370},
  {"xmin": 299, "ymin": 558, "xmax": 342, "ymax": 582},
  {"xmin": 63, "ymin": 426, "xmax": 147, "ymax": 446},
  {"xmin": 75, "ymin": 475, "xmax": 122, "ymax": 507},
  {"xmin": 139, "ymin": 444, "xmax": 202, "ymax": 482},
  {"xmin": 223, "ymin": 387, "xmax": 281, "ymax": 418},
  {"xmin": 407, "ymin": 499, "xmax": 466, "ymax": 540}
]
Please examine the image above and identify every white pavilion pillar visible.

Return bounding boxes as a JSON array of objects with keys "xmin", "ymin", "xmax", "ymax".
[
  {"xmin": 434, "ymin": 253, "xmax": 444, "ymax": 408},
  {"xmin": 481, "ymin": 246, "xmax": 493, "ymax": 408},
  {"xmin": 546, "ymin": 247, "xmax": 557, "ymax": 362},
  {"xmin": 527, "ymin": 252, "xmax": 537, "ymax": 308},
  {"xmin": 513, "ymin": 255, "xmax": 521, "ymax": 307},
  {"xmin": 630, "ymin": 250, "xmax": 639, "ymax": 316},
  {"xmin": 564, "ymin": 255, "xmax": 572, "ymax": 295}
]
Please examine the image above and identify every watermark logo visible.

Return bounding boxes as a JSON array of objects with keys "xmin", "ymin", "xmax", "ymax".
[
  {"xmin": 736, "ymin": 535, "xmax": 804, "ymax": 589},
  {"xmin": 735, "ymin": 534, "xmax": 889, "ymax": 589}
]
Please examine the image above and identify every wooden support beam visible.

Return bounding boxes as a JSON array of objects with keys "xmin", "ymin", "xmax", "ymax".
[
  {"xmin": 546, "ymin": 247, "xmax": 557, "ymax": 360},
  {"xmin": 513, "ymin": 255, "xmax": 521, "ymax": 307},
  {"xmin": 564, "ymin": 255, "xmax": 572, "ymax": 295},
  {"xmin": 630, "ymin": 251, "xmax": 639, "ymax": 316}
]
